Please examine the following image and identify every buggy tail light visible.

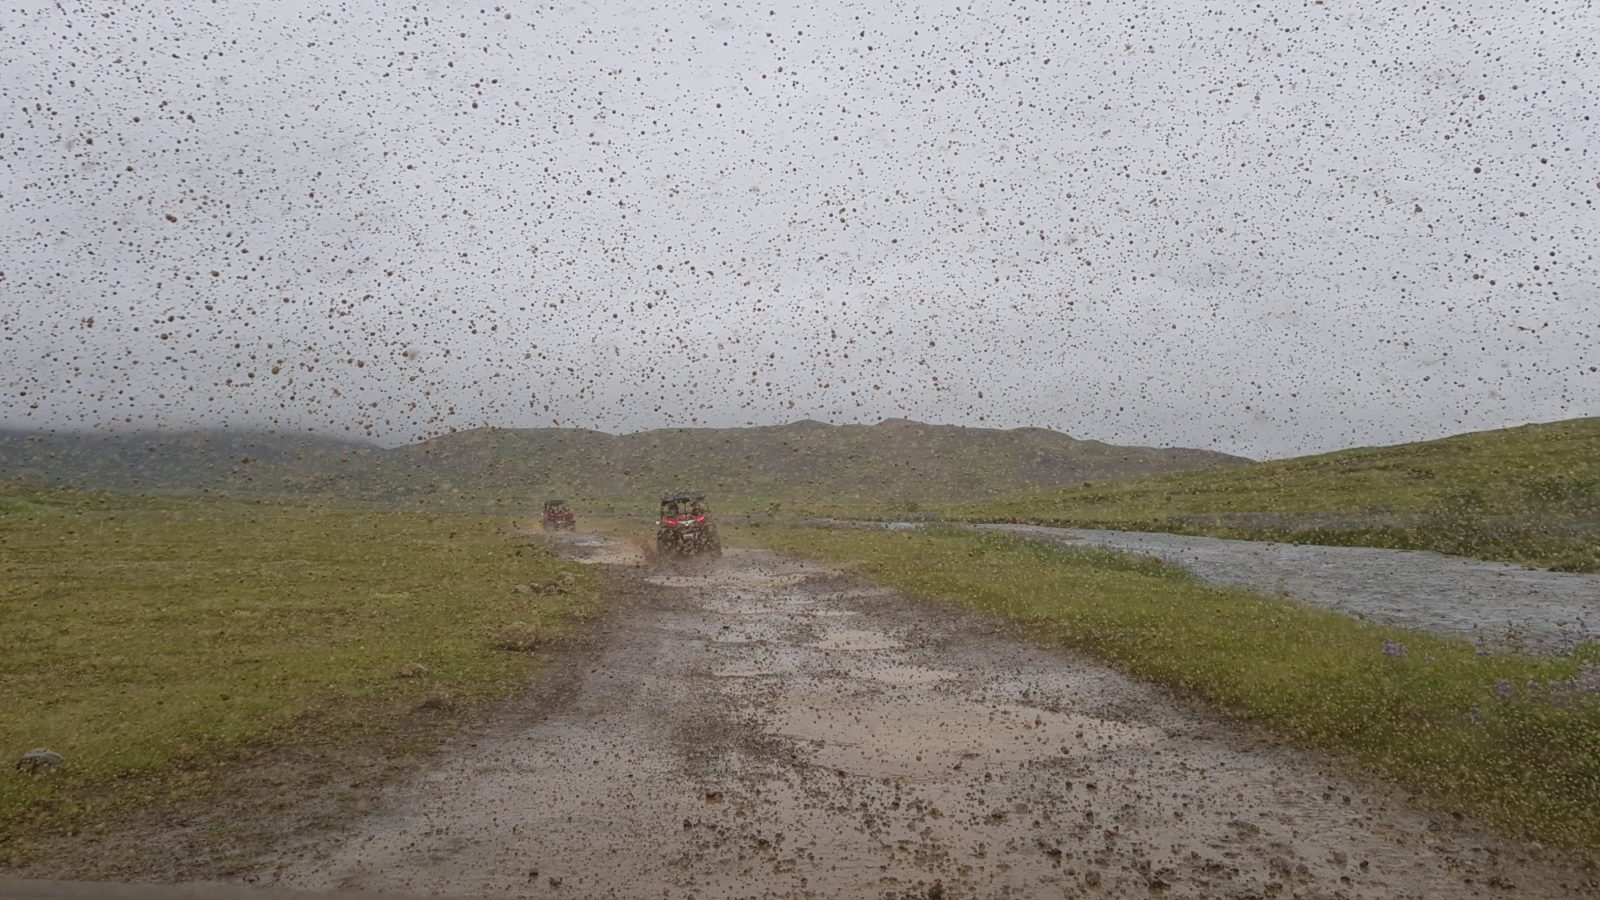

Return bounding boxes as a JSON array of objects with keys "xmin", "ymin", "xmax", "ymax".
[
  {"xmin": 665, "ymin": 517, "xmax": 678, "ymax": 526},
  {"xmin": 695, "ymin": 515, "xmax": 706, "ymax": 523}
]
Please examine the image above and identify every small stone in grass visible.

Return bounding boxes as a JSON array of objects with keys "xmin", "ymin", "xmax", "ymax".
[
  {"xmin": 419, "ymin": 693, "xmax": 457, "ymax": 712},
  {"xmin": 398, "ymin": 662, "xmax": 429, "ymax": 678},
  {"xmin": 17, "ymin": 749, "xmax": 63, "ymax": 773},
  {"xmin": 495, "ymin": 622, "xmax": 545, "ymax": 652}
]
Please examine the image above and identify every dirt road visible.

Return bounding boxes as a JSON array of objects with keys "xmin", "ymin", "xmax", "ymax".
[
  {"xmin": 257, "ymin": 535, "xmax": 1594, "ymax": 898},
  {"xmin": 979, "ymin": 524, "xmax": 1600, "ymax": 654}
]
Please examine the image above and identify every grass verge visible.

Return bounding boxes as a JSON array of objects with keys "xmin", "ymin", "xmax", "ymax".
[
  {"xmin": 734, "ymin": 522, "xmax": 1600, "ymax": 853},
  {"xmin": 0, "ymin": 486, "xmax": 597, "ymax": 864}
]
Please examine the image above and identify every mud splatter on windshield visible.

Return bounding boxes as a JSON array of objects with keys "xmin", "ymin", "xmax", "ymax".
[{"xmin": 2, "ymin": 0, "xmax": 1596, "ymax": 893}]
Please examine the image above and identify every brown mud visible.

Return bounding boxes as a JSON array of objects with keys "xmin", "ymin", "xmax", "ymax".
[{"xmin": 249, "ymin": 534, "xmax": 1596, "ymax": 898}]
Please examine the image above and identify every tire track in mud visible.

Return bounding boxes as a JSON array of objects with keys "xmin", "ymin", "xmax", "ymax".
[{"xmin": 255, "ymin": 535, "xmax": 1596, "ymax": 898}]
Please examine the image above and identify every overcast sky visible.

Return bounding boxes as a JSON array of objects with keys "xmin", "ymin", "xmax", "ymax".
[{"xmin": 1, "ymin": 0, "xmax": 1595, "ymax": 458}]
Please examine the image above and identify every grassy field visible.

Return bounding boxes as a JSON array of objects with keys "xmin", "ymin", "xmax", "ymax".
[
  {"xmin": 952, "ymin": 417, "xmax": 1600, "ymax": 572},
  {"xmin": 735, "ymin": 523, "xmax": 1600, "ymax": 852},
  {"xmin": 0, "ymin": 486, "xmax": 597, "ymax": 859}
]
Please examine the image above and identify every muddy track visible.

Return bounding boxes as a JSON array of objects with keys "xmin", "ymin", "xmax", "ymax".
[{"xmin": 255, "ymin": 535, "xmax": 1596, "ymax": 898}]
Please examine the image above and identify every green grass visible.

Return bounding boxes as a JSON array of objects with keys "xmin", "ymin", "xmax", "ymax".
[
  {"xmin": 0, "ymin": 486, "xmax": 597, "ymax": 851},
  {"xmin": 735, "ymin": 523, "xmax": 1600, "ymax": 852},
  {"xmin": 952, "ymin": 417, "xmax": 1600, "ymax": 572}
]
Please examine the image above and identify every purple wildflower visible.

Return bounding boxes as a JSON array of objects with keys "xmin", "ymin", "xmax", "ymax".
[{"xmin": 1381, "ymin": 640, "xmax": 1407, "ymax": 659}]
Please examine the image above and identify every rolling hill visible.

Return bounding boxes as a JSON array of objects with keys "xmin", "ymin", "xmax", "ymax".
[
  {"xmin": 956, "ymin": 417, "xmax": 1600, "ymax": 571},
  {"xmin": 0, "ymin": 420, "xmax": 1248, "ymax": 514},
  {"xmin": 273, "ymin": 419, "xmax": 1249, "ymax": 513},
  {"xmin": 0, "ymin": 429, "xmax": 377, "ymax": 493}
]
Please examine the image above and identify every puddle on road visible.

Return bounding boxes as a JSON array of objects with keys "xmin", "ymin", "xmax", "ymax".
[
  {"xmin": 647, "ymin": 572, "xmax": 810, "ymax": 590},
  {"xmin": 766, "ymin": 693, "xmax": 1160, "ymax": 780},
  {"xmin": 561, "ymin": 534, "xmax": 649, "ymax": 567},
  {"xmin": 808, "ymin": 627, "xmax": 903, "ymax": 651},
  {"xmin": 712, "ymin": 663, "xmax": 786, "ymax": 678},
  {"xmin": 707, "ymin": 623, "xmax": 782, "ymax": 644},
  {"xmin": 702, "ymin": 592, "xmax": 828, "ymax": 619},
  {"xmin": 846, "ymin": 664, "xmax": 956, "ymax": 686},
  {"xmin": 709, "ymin": 594, "xmax": 864, "ymax": 621},
  {"xmin": 646, "ymin": 549, "xmax": 824, "ymax": 589}
]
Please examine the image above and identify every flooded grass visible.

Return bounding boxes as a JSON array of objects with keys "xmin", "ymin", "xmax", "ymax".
[
  {"xmin": 0, "ymin": 487, "xmax": 597, "ymax": 856},
  {"xmin": 738, "ymin": 523, "xmax": 1600, "ymax": 853}
]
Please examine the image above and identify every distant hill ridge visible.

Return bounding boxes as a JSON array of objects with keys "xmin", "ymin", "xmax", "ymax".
[
  {"xmin": 0, "ymin": 428, "xmax": 375, "ymax": 493},
  {"xmin": 301, "ymin": 419, "xmax": 1248, "ymax": 505},
  {"xmin": 0, "ymin": 420, "xmax": 1248, "ymax": 506}
]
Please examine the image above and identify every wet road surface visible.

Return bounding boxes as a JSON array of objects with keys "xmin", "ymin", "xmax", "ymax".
[
  {"xmin": 258, "ymin": 535, "xmax": 1595, "ymax": 898},
  {"xmin": 978, "ymin": 524, "xmax": 1600, "ymax": 654}
]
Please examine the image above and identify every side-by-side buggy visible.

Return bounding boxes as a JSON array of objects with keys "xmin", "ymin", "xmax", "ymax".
[
  {"xmin": 656, "ymin": 491, "xmax": 721, "ymax": 556},
  {"xmin": 541, "ymin": 499, "xmax": 576, "ymax": 531}
]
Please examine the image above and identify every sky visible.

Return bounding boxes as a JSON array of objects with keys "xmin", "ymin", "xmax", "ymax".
[{"xmin": 1, "ymin": 0, "xmax": 1595, "ymax": 458}]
